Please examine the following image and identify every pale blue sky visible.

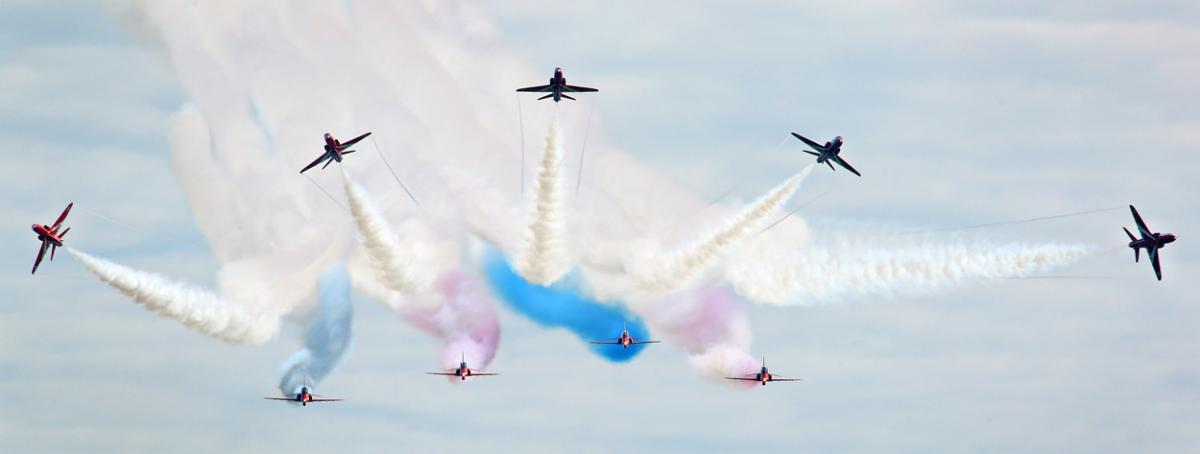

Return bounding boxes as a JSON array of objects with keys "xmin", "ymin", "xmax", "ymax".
[{"xmin": 2, "ymin": 1, "xmax": 1198, "ymax": 452}]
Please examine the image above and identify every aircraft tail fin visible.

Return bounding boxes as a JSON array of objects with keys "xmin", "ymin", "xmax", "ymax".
[
  {"xmin": 537, "ymin": 93, "xmax": 554, "ymax": 100},
  {"xmin": 561, "ymin": 94, "xmax": 576, "ymax": 101},
  {"xmin": 322, "ymin": 159, "xmax": 333, "ymax": 170},
  {"xmin": 1134, "ymin": 246, "xmax": 1141, "ymax": 263},
  {"xmin": 50, "ymin": 245, "xmax": 56, "ymax": 261},
  {"xmin": 826, "ymin": 161, "xmax": 835, "ymax": 171}
]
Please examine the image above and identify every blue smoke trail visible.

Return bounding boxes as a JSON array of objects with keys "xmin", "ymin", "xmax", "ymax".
[
  {"xmin": 481, "ymin": 248, "xmax": 650, "ymax": 362},
  {"xmin": 278, "ymin": 262, "xmax": 353, "ymax": 394}
]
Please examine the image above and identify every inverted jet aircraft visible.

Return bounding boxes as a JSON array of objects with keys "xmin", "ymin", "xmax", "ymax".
[
  {"xmin": 516, "ymin": 67, "xmax": 598, "ymax": 102},
  {"xmin": 791, "ymin": 133, "xmax": 861, "ymax": 176},
  {"xmin": 299, "ymin": 131, "xmax": 372, "ymax": 174},
  {"xmin": 426, "ymin": 353, "xmax": 499, "ymax": 381},
  {"xmin": 1124, "ymin": 205, "xmax": 1177, "ymax": 281},
  {"xmin": 264, "ymin": 377, "xmax": 342, "ymax": 406},
  {"xmin": 589, "ymin": 322, "xmax": 660, "ymax": 349},
  {"xmin": 725, "ymin": 357, "xmax": 802, "ymax": 386},
  {"xmin": 31, "ymin": 202, "xmax": 72, "ymax": 274}
]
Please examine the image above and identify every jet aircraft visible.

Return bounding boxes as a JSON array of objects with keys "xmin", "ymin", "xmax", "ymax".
[
  {"xmin": 31, "ymin": 202, "xmax": 72, "ymax": 274},
  {"xmin": 1124, "ymin": 205, "xmax": 1177, "ymax": 281},
  {"xmin": 725, "ymin": 357, "xmax": 802, "ymax": 386},
  {"xmin": 516, "ymin": 67, "xmax": 598, "ymax": 102},
  {"xmin": 589, "ymin": 322, "xmax": 660, "ymax": 349},
  {"xmin": 264, "ymin": 377, "xmax": 342, "ymax": 406},
  {"xmin": 299, "ymin": 131, "xmax": 372, "ymax": 174},
  {"xmin": 426, "ymin": 353, "xmax": 498, "ymax": 381},
  {"xmin": 791, "ymin": 133, "xmax": 861, "ymax": 176}
]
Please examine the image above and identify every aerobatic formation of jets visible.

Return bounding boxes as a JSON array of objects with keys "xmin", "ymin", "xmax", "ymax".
[{"xmin": 31, "ymin": 67, "xmax": 1181, "ymax": 405}]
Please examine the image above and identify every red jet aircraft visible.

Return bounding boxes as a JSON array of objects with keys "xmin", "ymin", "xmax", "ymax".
[
  {"xmin": 426, "ymin": 353, "xmax": 499, "ymax": 381},
  {"xmin": 589, "ymin": 322, "xmax": 660, "ymax": 349},
  {"xmin": 725, "ymin": 357, "xmax": 802, "ymax": 386},
  {"xmin": 299, "ymin": 131, "xmax": 372, "ymax": 174},
  {"xmin": 264, "ymin": 377, "xmax": 342, "ymax": 407},
  {"xmin": 31, "ymin": 203, "xmax": 72, "ymax": 274},
  {"xmin": 516, "ymin": 67, "xmax": 598, "ymax": 102}
]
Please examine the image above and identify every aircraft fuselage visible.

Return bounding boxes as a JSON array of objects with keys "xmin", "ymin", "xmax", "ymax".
[
  {"xmin": 757, "ymin": 367, "xmax": 772, "ymax": 385},
  {"xmin": 817, "ymin": 136, "xmax": 844, "ymax": 162},
  {"xmin": 324, "ymin": 133, "xmax": 344, "ymax": 162},
  {"xmin": 455, "ymin": 362, "xmax": 472, "ymax": 380},
  {"xmin": 31, "ymin": 224, "xmax": 62, "ymax": 246},
  {"xmin": 546, "ymin": 68, "xmax": 567, "ymax": 102},
  {"xmin": 1130, "ymin": 233, "xmax": 1176, "ymax": 251}
]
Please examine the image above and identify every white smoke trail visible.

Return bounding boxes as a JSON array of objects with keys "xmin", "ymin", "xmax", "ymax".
[
  {"xmin": 724, "ymin": 225, "xmax": 1093, "ymax": 305},
  {"xmin": 67, "ymin": 248, "xmax": 278, "ymax": 344},
  {"xmin": 341, "ymin": 168, "xmax": 455, "ymax": 302},
  {"xmin": 633, "ymin": 164, "xmax": 815, "ymax": 294},
  {"xmin": 515, "ymin": 119, "xmax": 571, "ymax": 285}
]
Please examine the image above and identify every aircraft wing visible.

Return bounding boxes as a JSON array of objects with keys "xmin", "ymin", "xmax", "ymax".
[
  {"xmin": 263, "ymin": 397, "xmax": 295, "ymax": 401},
  {"xmin": 516, "ymin": 84, "xmax": 554, "ymax": 92},
  {"xmin": 630, "ymin": 340, "xmax": 661, "ymax": 345},
  {"xmin": 425, "ymin": 372, "xmax": 458, "ymax": 376},
  {"xmin": 588, "ymin": 340, "xmax": 621, "ymax": 344},
  {"xmin": 832, "ymin": 156, "xmax": 862, "ymax": 177},
  {"xmin": 1130, "ymin": 205, "xmax": 1152, "ymax": 238},
  {"xmin": 309, "ymin": 397, "xmax": 343, "ymax": 402},
  {"xmin": 562, "ymin": 84, "xmax": 598, "ymax": 92},
  {"xmin": 1149, "ymin": 247, "xmax": 1163, "ymax": 281},
  {"xmin": 470, "ymin": 372, "xmax": 499, "ymax": 376},
  {"xmin": 771, "ymin": 377, "xmax": 803, "ymax": 382},
  {"xmin": 724, "ymin": 377, "xmax": 759, "ymax": 381},
  {"xmin": 790, "ymin": 132, "xmax": 826, "ymax": 152},
  {"xmin": 51, "ymin": 203, "xmax": 73, "ymax": 230},
  {"xmin": 339, "ymin": 132, "xmax": 372, "ymax": 148},
  {"xmin": 32, "ymin": 241, "xmax": 47, "ymax": 274},
  {"xmin": 300, "ymin": 153, "xmax": 330, "ymax": 174}
]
